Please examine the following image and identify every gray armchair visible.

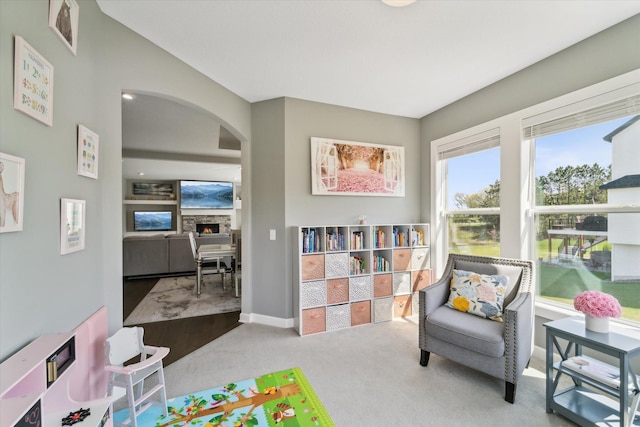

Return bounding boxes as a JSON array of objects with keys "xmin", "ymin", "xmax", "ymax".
[{"xmin": 419, "ymin": 254, "xmax": 535, "ymax": 403}]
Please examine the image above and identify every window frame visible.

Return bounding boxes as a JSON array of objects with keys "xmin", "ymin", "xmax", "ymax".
[{"xmin": 430, "ymin": 69, "xmax": 640, "ymax": 324}]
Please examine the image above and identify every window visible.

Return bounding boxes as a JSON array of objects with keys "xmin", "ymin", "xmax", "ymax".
[
  {"xmin": 431, "ymin": 71, "xmax": 640, "ymax": 324},
  {"xmin": 527, "ymin": 102, "xmax": 640, "ymax": 323},
  {"xmin": 434, "ymin": 130, "xmax": 501, "ymax": 261}
]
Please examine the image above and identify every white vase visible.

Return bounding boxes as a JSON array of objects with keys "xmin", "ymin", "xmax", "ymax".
[{"xmin": 585, "ymin": 314, "xmax": 609, "ymax": 333}]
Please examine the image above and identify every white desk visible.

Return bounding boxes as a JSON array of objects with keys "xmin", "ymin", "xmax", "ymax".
[{"xmin": 196, "ymin": 244, "xmax": 235, "ymax": 297}]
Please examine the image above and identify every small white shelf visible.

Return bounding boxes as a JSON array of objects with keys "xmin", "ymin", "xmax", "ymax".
[{"xmin": 123, "ymin": 199, "xmax": 177, "ymax": 205}]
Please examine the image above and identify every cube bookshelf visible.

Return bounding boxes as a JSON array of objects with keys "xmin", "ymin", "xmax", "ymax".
[{"xmin": 293, "ymin": 223, "xmax": 431, "ymax": 336}]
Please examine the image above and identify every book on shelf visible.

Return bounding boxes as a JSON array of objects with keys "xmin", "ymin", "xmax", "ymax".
[
  {"xmin": 375, "ymin": 229, "xmax": 385, "ymax": 248},
  {"xmin": 373, "ymin": 255, "xmax": 390, "ymax": 272},
  {"xmin": 351, "ymin": 231, "xmax": 365, "ymax": 250},
  {"xmin": 562, "ymin": 355, "xmax": 639, "ymax": 391},
  {"xmin": 411, "ymin": 228, "xmax": 424, "ymax": 246},
  {"xmin": 326, "ymin": 230, "xmax": 344, "ymax": 251},
  {"xmin": 393, "ymin": 227, "xmax": 409, "ymax": 247},
  {"xmin": 350, "ymin": 256, "xmax": 365, "ymax": 275},
  {"xmin": 302, "ymin": 228, "xmax": 321, "ymax": 253}
]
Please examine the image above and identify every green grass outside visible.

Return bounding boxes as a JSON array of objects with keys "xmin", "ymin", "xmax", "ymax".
[{"xmin": 450, "ymin": 240, "xmax": 640, "ymax": 322}]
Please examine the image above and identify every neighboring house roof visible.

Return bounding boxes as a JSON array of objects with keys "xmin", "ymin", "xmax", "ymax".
[
  {"xmin": 600, "ymin": 174, "xmax": 640, "ymax": 189},
  {"xmin": 603, "ymin": 115, "xmax": 640, "ymax": 142}
]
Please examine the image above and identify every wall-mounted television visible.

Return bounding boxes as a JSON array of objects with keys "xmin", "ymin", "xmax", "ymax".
[
  {"xmin": 133, "ymin": 211, "xmax": 173, "ymax": 231},
  {"xmin": 179, "ymin": 180, "xmax": 234, "ymax": 209}
]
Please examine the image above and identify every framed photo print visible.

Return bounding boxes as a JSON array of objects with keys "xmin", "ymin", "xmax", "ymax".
[
  {"xmin": 77, "ymin": 125, "xmax": 99, "ymax": 179},
  {"xmin": 60, "ymin": 198, "xmax": 85, "ymax": 255},
  {"xmin": 49, "ymin": 0, "xmax": 79, "ymax": 55},
  {"xmin": 0, "ymin": 152, "xmax": 26, "ymax": 233},
  {"xmin": 310, "ymin": 137, "xmax": 405, "ymax": 197},
  {"xmin": 14, "ymin": 36, "xmax": 54, "ymax": 126}
]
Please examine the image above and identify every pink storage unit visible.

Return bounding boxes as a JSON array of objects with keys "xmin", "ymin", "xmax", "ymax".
[
  {"xmin": 350, "ymin": 301, "xmax": 371, "ymax": 326},
  {"xmin": 0, "ymin": 307, "xmax": 112, "ymax": 427},
  {"xmin": 373, "ymin": 273, "xmax": 393, "ymax": 298},
  {"xmin": 294, "ymin": 224, "xmax": 430, "ymax": 335},
  {"xmin": 301, "ymin": 254, "xmax": 325, "ymax": 281},
  {"xmin": 394, "ymin": 295, "xmax": 412, "ymax": 318},
  {"xmin": 412, "ymin": 269, "xmax": 432, "ymax": 292},
  {"xmin": 326, "ymin": 278, "xmax": 349, "ymax": 305},
  {"xmin": 393, "ymin": 248, "xmax": 411, "ymax": 271},
  {"xmin": 301, "ymin": 307, "xmax": 326, "ymax": 335}
]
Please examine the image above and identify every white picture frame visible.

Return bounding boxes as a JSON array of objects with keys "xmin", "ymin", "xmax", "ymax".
[
  {"xmin": 0, "ymin": 153, "xmax": 26, "ymax": 233},
  {"xmin": 49, "ymin": 0, "xmax": 79, "ymax": 55},
  {"xmin": 13, "ymin": 36, "xmax": 54, "ymax": 126},
  {"xmin": 60, "ymin": 198, "xmax": 85, "ymax": 255},
  {"xmin": 310, "ymin": 137, "xmax": 405, "ymax": 197},
  {"xmin": 77, "ymin": 125, "xmax": 99, "ymax": 179}
]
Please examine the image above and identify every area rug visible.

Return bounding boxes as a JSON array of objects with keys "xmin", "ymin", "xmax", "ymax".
[
  {"xmin": 124, "ymin": 275, "xmax": 240, "ymax": 325},
  {"xmin": 113, "ymin": 367, "xmax": 335, "ymax": 427}
]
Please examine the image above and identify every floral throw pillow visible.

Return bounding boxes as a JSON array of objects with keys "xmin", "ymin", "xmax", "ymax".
[{"xmin": 445, "ymin": 269, "xmax": 509, "ymax": 322}]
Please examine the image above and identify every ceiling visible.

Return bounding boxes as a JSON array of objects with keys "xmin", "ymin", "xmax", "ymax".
[
  {"xmin": 121, "ymin": 93, "xmax": 241, "ymax": 182},
  {"xmin": 108, "ymin": 1, "xmax": 640, "ymax": 181}
]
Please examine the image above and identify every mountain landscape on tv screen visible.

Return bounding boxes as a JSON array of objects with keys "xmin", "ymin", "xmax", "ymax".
[
  {"xmin": 135, "ymin": 212, "xmax": 172, "ymax": 231},
  {"xmin": 181, "ymin": 182, "xmax": 234, "ymax": 209}
]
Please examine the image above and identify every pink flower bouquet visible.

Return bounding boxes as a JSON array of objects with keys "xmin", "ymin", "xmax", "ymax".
[{"xmin": 574, "ymin": 290, "xmax": 622, "ymax": 318}]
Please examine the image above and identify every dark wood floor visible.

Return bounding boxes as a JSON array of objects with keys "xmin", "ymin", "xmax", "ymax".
[{"xmin": 123, "ymin": 277, "xmax": 241, "ymax": 366}]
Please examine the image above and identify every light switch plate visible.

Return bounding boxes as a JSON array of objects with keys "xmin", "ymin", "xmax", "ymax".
[{"xmin": 270, "ymin": 229, "xmax": 276, "ymax": 240}]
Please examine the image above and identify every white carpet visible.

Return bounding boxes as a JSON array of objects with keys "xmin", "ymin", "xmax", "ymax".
[
  {"xmin": 124, "ymin": 275, "xmax": 240, "ymax": 325},
  {"xmin": 162, "ymin": 320, "xmax": 578, "ymax": 427}
]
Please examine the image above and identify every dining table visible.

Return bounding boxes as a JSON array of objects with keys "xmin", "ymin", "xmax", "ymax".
[{"xmin": 196, "ymin": 244, "xmax": 235, "ymax": 297}]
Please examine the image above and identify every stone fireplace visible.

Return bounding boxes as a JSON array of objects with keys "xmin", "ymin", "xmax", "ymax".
[
  {"xmin": 182, "ymin": 215, "xmax": 231, "ymax": 234},
  {"xmin": 196, "ymin": 223, "xmax": 219, "ymax": 234}
]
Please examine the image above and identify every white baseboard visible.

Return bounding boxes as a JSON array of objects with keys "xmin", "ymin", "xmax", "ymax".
[{"xmin": 239, "ymin": 312, "xmax": 293, "ymax": 328}]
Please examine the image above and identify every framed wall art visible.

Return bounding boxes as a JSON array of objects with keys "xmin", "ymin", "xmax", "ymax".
[
  {"xmin": 77, "ymin": 125, "xmax": 99, "ymax": 179},
  {"xmin": 49, "ymin": 0, "xmax": 79, "ymax": 55},
  {"xmin": 132, "ymin": 182, "xmax": 174, "ymax": 197},
  {"xmin": 0, "ymin": 152, "xmax": 26, "ymax": 233},
  {"xmin": 60, "ymin": 198, "xmax": 85, "ymax": 255},
  {"xmin": 13, "ymin": 36, "xmax": 54, "ymax": 126},
  {"xmin": 310, "ymin": 137, "xmax": 405, "ymax": 197}
]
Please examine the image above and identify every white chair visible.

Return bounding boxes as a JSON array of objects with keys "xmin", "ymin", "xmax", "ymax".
[
  {"xmin": 233, "ymin": 236, "xmax": 242, "ymax": 297},
  {"xmin": 104, "ymin": 327, "xmax": 169, "ymax": 427},
  {"xmin": 188, "ymin": 231, "xmax": 229, "ymax": 294}
]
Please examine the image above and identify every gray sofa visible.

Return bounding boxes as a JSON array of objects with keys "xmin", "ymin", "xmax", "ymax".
[{"xmin": 123, "ymin": 234, "xmax": 231, "ymax": 277}]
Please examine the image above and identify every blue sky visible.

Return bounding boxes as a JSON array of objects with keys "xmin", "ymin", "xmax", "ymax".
[{"xmin": 447, "ymin": 117, "xmax": 630, "ymax": 208}]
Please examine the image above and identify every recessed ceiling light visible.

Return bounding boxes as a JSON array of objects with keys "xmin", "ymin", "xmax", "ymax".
[
  {"xmin": 122, "ymin": 93, "xmax": 134, "ymax": 100},
  {"xmin": 137, "ymin": 172, "xmax": 144, "ymax": 176},
  {"xmin": 381, "ymin": 0, "xmax": 416, "ymax": 7}
]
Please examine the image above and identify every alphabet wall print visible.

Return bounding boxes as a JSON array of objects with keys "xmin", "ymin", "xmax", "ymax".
[
  {"xmin": 13, "ymin": 36, "xmax": 54, "ymax": 126},
  {"xmin": 49, "ymin": 0, "xmax": 79, "ymax": 55},
  {"xmin": 0, "ymin": 152, "xmax": 26, "ymax": 233},
  {"xmin": 77, "ymin": 125, "xmax": 99, "ymax": 179}
]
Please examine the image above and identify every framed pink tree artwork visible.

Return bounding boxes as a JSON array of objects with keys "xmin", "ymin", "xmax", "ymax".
[{"xmin": 311, "ymin": 137, "xmax": 405, "ymax": 197}]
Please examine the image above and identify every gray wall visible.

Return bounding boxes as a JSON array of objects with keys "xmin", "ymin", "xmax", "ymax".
[
  {"xmin": 420, "ymin": 13, "xmax": 640, "ymax": 220},
  {"xmin": 250, "ymin": 98, "xmax": 286, "ymax": 318},
  {"xmin": 419, "ymin": 14, "xmax": 640, "ymax": 349},
  {"xmin": 249, "ymin": 97, "xmax": 421, "ymax": 319},
  {"xmin": 0, "ymin": 0, "xmax": 250, "ymax": 360}
]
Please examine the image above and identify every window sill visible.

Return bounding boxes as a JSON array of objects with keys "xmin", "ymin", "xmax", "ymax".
[{"xmin": 535, "ymin": 299, "xmax": 639, "ymax": 329}]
